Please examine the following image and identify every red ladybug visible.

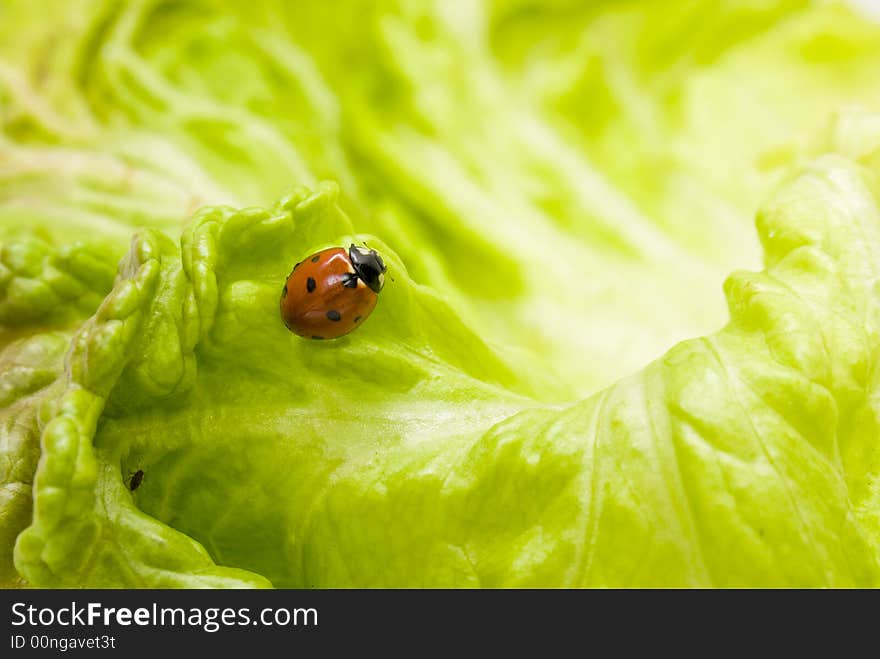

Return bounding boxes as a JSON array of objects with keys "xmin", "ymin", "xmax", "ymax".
[{"xmin": 280, "ymin": 244, "xmax": 387, "ymax": 340}]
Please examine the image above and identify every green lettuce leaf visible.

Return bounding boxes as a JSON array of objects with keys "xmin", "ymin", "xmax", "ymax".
[
  {"xmin": 1, "ymin": 0, "xmax": 880, "ymax": 587},
  {"xmin": 11, "ymin": 146, "xmax": 880, "ymax": 586}
]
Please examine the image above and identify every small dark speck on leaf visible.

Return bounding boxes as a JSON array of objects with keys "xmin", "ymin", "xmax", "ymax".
[{"xmin": 129, "ymin": 469, "xmax": 144, "ymax": 491}]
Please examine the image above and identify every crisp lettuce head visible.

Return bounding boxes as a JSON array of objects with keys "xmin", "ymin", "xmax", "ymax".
[{"xmin": 1, "ymin": 0, "xmax": 880, "ymax": 587}]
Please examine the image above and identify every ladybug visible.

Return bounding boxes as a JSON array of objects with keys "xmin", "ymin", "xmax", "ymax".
[{"xmin": 280, "ymin": 244, "xmax": 387, "ymax": 340}]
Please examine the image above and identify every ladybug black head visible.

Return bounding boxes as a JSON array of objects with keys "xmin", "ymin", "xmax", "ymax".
[{"xmin": 349, "ymin": 244, "xmax": 387, "ymax": 294}]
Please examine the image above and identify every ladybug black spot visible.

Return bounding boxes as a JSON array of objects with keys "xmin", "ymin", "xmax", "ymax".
[
  {"xmin": 307, "ymin": 277, "xmax": 316, "ymax": 293},
  {"xmin": 311, "ymin": 255, "xmax": 320, "ymax": 263},
  {"xmin": 326, "ymin": 310, "xmax": 341, "ymax": 322}
]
